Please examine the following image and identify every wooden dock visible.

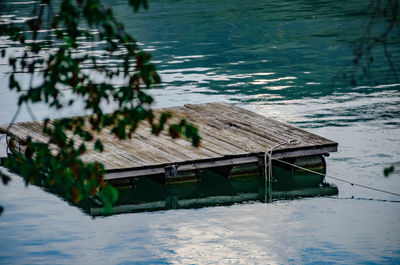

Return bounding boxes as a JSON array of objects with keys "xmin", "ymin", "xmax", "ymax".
[{"xmin": 0, "ymin": 102, "xmax": 338, "ymax": 181}]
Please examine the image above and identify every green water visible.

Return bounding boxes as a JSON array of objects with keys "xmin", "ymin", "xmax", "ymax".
[{"xmin": 0, "ymin": 0, "xmax": 400, "ymax": 264}]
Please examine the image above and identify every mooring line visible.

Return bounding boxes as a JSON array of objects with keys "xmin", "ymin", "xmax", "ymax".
[
  {"xmin": 264, "ymin": 139, "xmax": 300, "ymax": 202},
  {"xmin": 272, "ymin": 157, "xmax": 400, "ymax": 197},
  {"xmin": 325, "ymin": 196, "xmax": 400, "ymax": 203}
]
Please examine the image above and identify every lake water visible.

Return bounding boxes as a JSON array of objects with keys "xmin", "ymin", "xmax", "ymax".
[{"xmin": 1, "ymin": 0, "xmax": 400, "ymax": 264}]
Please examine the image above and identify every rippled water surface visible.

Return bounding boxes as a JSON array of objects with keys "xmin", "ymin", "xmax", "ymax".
[{"xmin": 1, "ymin": 0, "xmax": 400, "ymax": 264}]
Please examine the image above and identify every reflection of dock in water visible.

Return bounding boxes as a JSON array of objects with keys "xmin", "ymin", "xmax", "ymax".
[{"xmin": 0, "ymin": 102, "xmax": 338, "ymax": 216}]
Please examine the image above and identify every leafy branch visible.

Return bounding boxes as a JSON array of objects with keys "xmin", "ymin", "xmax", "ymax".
[
  {"xmin": 0, "ymin": 0, "xmax": 200, "ymax": 214},
  {"xmin": 346, "ymin": 0, "xmax": 400, "ymax": 86}
]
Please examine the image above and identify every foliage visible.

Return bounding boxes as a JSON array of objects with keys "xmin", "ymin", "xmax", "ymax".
[
  {"xmin": 0, "ymin": 0, "xmax": 200, "ymax": 215},
  {"xmin": 345, "ymin": 0, "xmax": 399, "ymax": 86}
]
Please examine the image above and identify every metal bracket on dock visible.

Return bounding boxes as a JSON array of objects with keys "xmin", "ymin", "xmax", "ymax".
[{"xmin": 165, "ymin": 165, "xmax": 178, "ymax": 178}]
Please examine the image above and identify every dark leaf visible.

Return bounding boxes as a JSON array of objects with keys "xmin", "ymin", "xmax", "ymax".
[
  {"xmin": 383, "ymin": 165, "xmax": 395, "ymax": 177},
  {"xmin": 94, "ymin": 140, "xmax": 104, "ymax": 152},
  {"xmin": 1, "ymin": 173, "xmax": 11, "ymax": 185}
]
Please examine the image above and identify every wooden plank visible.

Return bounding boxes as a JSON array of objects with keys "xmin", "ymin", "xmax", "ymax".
[
  {"xmin": 272, "ymin": 145, "xmax": 337, "ymax": 158},
  {"xmin": 170, "ymin": 106, "xmax": 267, "ymax": 153},
  {"xmin": 210, "ymin": 102, "xmax": 335, "ymax": 145},
  {"xmin": 105, "ymin": 155, "xmax": 261, "ymax": 180},
  {"xmin": 46, "ymin": 121, "xmax": 149, "ymax": 168},
  {"xmin": 2, "ymin": 123, "xmax": 44, "ymax": 143},
  {"xmin": 16, "ymin": 122, "xmax": 48, "ymax": 142},
  {"xmin": 93, "ymin": 127, "xmax": 174, "ymax": 165},
  {"xmin": 203, "ymin": 103, "xmax": 313, "ymax": 143},
  {"xmin": 189, "ymin": 103, "xmax": 305, "ymax": 145},
  {"xmin": 184, "ymin": 103, "xmax": 293, "ymax": 147},
  {"xmin": 106, "ymin": 167, "xmax": 166, "ymax": 180},
  {"xmin": 134, "ymin": 124, "xmax": 220, "ymax": 159},
  {"xmin": 158, "ymin": 109, "xmax": 243, "ymax": 155},
  {"xmin": 188, "ymin": 103, "xmax": 334, "ymax": 153}
]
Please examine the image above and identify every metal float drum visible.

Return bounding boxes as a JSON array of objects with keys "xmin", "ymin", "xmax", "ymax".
[
  {"xmin": 272, "ymin": 155, "xmax": 326, "ymax": 190},
  {"xmin": 228, "ymin": 155, "xmax": 327, "ymax": 192}
]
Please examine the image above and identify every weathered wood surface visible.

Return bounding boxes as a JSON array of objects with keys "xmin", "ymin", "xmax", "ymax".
[{"xmin": 0, "ymin": 102, "xmax": 337, "ymax": 179}]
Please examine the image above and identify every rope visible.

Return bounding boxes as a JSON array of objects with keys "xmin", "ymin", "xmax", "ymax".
[
  {"xmin": 272, "ymin": 157, "xmax": 400, "ymax": 197},
  {"xmin": 326, "ymin": 196, "xmax": 400, "ymax": 203},
  {"xmin": 264, "ymin": 147, "xmax": 272, "ymax": 202},
  {"xmin": 264, "ymin": 139, "xmax": 300, "ymax": 202}
]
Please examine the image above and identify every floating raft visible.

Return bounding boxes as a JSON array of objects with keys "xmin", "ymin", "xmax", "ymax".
[{"xmin": 0, "ymin": 102, "xmax": 338, "ymax": 215}]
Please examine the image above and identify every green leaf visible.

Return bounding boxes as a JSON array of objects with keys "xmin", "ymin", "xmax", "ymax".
[
  {"xmin": 108, "ymin": 185, "xmax": 119, "ymax": 203},
  {"xmin": 98, "ymin": 184, "xmax": 119, "ymax": 214},
  {"xmin": 94, "ymin": 140, "xmax": 104, "ymax": 152},
  {"xmin": 383, "ymin": 165, "xmax": 395, "ymax": 177}
]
